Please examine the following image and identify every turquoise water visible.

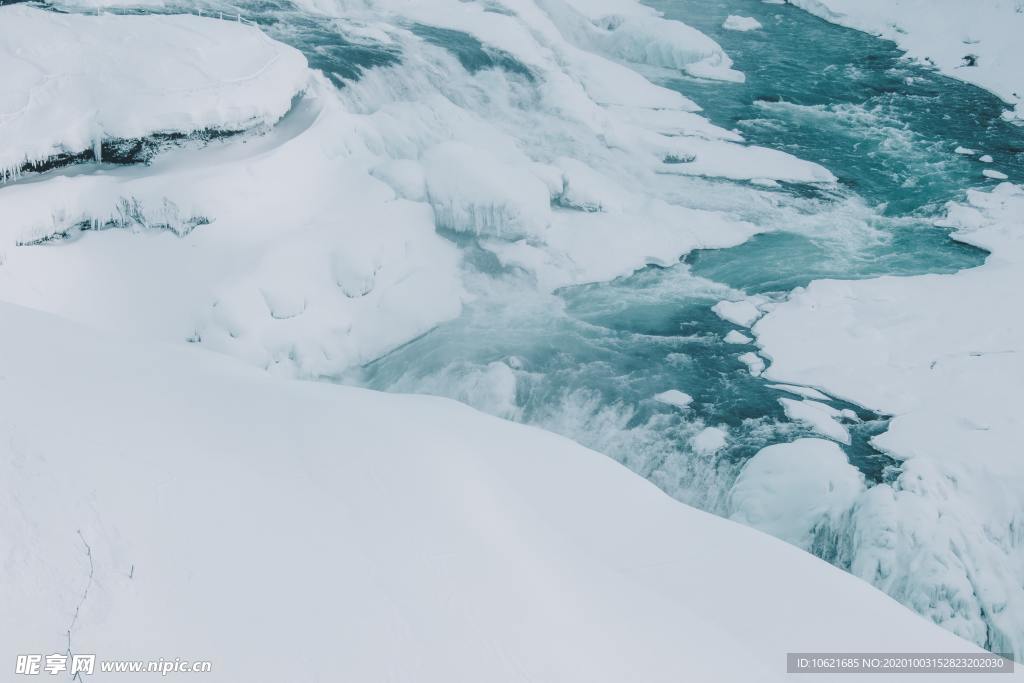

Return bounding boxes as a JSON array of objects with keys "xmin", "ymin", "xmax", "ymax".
[
  {"xmin": 78, "ymin": 0, "xmax": 1020, "ymax": 511},
  {"xmin": 348, "ymin": 0, "xmax": 1023, "ymax": 513}
]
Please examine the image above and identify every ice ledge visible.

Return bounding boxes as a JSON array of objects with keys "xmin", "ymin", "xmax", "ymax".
[
  {"xmin": 0, "ymin": 6, "xmax": 309, "ymax": 176},
  {"xmin": 753, "ymin": 183, "xmax": 1024, "ymax": 658}
]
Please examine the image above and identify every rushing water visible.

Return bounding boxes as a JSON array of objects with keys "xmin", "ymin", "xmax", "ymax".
[
  {"xmin": 100, "ymin": 0, "xmax": 1020, "ymax": 533},
  {"xmin": 347, "ymin": 0, "xmax": 1024, "ymax": 515}
]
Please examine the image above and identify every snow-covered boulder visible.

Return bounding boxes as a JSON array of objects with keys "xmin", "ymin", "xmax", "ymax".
[
  {"xmin": 730, "ymin": 439, "xmax": 865, "ymax": 550},
  {"xmin": 0, "ymin": 6, "xmax": 308, "ymax": 178}
]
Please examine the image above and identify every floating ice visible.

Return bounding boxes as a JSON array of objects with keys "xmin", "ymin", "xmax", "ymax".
[
  {"xmin": 983, "ymin": 169, "xmax": 1008, "ymax": 180},
  {"xmin": 738, "ymin": 352, "xmax": 766, "ymax": 377},
  {"xmin": 713, "ymin": 299, "xmax": 763, "ymax": 327},
  {"xmin": 778, "ymin": 398, "xmax": 851, "ymax": 445},
  {"xmin": 423, "ymin": 142, "xmax": 552, "ymax": 240},
  {"xmin": 722, "ymin": 16, "xmax": 763, "ymax": 32},
  {"xmin": 724, "ymin": 330, "xmax": 752, "ymax": 344},
  {"xmin": 692, "ymin": 426, "xmax": 729, "ymax": 455},
  {"xmin": 654, "ymin": 389, "xmax": 694, "ymax": 409}
]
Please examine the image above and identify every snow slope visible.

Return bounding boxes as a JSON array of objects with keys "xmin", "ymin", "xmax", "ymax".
[
  {"xmin": 0, "ymin": 301, "xmax": 998, "ymax": 681},
  {"xmin": 786, "ymin": 0, "xmax": 1024, "ymax": 120},
  {"xmin": 0, "ymin": 6, "xmax": 309, "ymax": 177},
  {"xmin": 754, "ymin": 183, "xmax": 1024, "ymax": 656}
]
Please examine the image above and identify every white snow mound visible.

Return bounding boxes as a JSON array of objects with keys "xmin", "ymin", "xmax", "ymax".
[{"xmin": 0, "ymin": 6, "xmax": 308, "ymax": 177}]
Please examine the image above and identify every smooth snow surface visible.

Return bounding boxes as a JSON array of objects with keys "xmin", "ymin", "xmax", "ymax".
[
  {"xmin": 0, "ymin": 6, "xmax": 308, "ymax": 177},
  {"xmin": 0, "ymin": 303, "xmax": 989, "ymax": 681},
  {"xmin": 730, "ymin": 438, "xmax": 865, "ymax": 549},
  {"xmin": 756, "ymin": 183, "xmax": 1024, "ymax": 657}
]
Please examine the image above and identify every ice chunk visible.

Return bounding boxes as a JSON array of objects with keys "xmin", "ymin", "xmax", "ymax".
[
  {"xmin": 779, "ymin": 398, "xmax": 851, "ymax": 444},
  {"xmin": 713, "ymin": 299, "xmax": 763, "ymax": 327},
  {"xmin": 724, "ymin": 330, "xmax": 752, "ymax": 344},
  {"xmin": 983, "ymin": 169, "xmax": 1008, "ymax": 180},
  {"xmin": 0, "ymin": 6, "xmax": 308, "ymax": 175},
  {"xmin": 654, "ymin": 389, "xmax": 694, "ymax": 409},
  {"xmin": 722, "ymin": 16, "xmax": 763, "ymax": 32},
  {"xmin": 423, "ymin": 142, "xmax": 551, "ymax": 240},
  {"xmin": 955, "ymin": 146, "xmax": 978, "ymax": 156},
  {"xmin": 738, "ymin": 352, "xmax": 766, "ymax": 377},
  {"xmin": 692, "ymin": 426, "xmax": 728, "ymax": 455},
  {"xmin": 979, "ymin": 154, "xmax": 994, "ymax": 163},
  {"xmin": 556, "ymin": 157, "xmax": 629, "ymax": 213},
  {"xmin": 729, "ymin": 438, "xmax": 865, "ymax": 550}
]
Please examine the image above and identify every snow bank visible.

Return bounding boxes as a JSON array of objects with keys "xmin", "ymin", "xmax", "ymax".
[
  {"xmin": 692, "ymin": 426, "xmax": 729, "ymax": 455},
  {"xmin": 724, "ymin": 330, "xmax": 752, "ymax": 344},
  {"xmin": 786, "ymin": 0, "xmax": 1024, "ymax": 120},
  {"xmin": 0, "ymin": 6, "xmax": 308, "ymax": 177},
  {"xmin": 754, "ymin": 183, "xmax": 1024, "ymax": 657},
  {"xmin": 713, "ymin": 298, "xmax": 764, "ymax": 327},
  {"xmin": 730, "ymin": 439, "xmax": 865, "ymax": 550},
  {"xmin": 0, "ymin": 302, "xmax": 990, "ymax": 681}
]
